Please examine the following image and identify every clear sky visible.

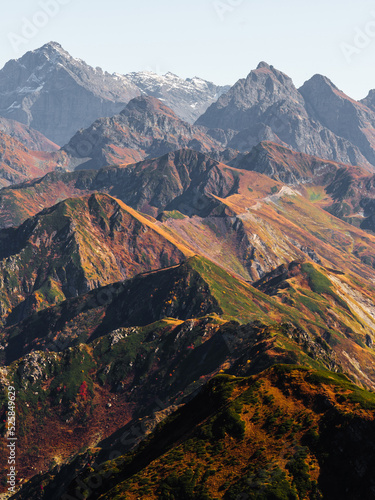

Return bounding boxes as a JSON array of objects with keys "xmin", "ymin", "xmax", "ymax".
[{"xmin": 2, "ymin": 0, "xmax": 375, "ymax": 100}]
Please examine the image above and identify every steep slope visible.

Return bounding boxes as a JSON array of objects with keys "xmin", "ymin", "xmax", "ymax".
[
  {"xmin": 1, "ymin": 251, "xmax": 375, "ymax": 492},
  {"xmin": 0, "ymin": 116, "xmax": 58, "ymax": 151},
  {"xmin": 127, "ymin": 71, "xmax": 230, "ymax": 123},
  {"xmin": 325, "ymin": 167, "xmax": 375, "ymax": 232},
  {"xmin": 0, "ymin": 130, "xmax": 69, "ymax": 187},
  {"xmin": 10, "ymin": 367, "xmax": 375, "ymax": 500},
  {"xmin": 300, "ymin": 74, "xmax": 375, "ymax": 167},
  {"xmin": 361, "ymin": 88, "xmax": 375, "ymax": 112},
  {"xmin": 0, "ymin": 314, "xmax": 343, "ymax": 494},
  {"xmin": 0, "ymin": 193, "xmax": 188, "ymax": 325},
  {"xmin": 0, "ymin": 253, "xmax": 358, "ymax": 489},
  {"xmin": 252, "ymin": 260, "xmax": 375, "ymax": 386},
  {"xmin": 196, "ymin": 62, "xmax": 371, "ymax": 168},
  {"xmin": 0, "ymin": 42, "xmax": 140, "ymax": 145},
  {"xmin": 63, "ymin": 96, "xmax": 222, "ymax": 169},
  {"xmin": 160, "ymin": 159, "xmax": 375, "ymax": 281},
  {"xmin": 96, "ymin": 148, "xmax": 238, "ymax": 217},
  {"xmin": 0, "ymin": 169, "xmax": 95, "ymax": 229},
  {"xmin": 0, "ymin": 256, "xmax": 280, "ymax": 363}
]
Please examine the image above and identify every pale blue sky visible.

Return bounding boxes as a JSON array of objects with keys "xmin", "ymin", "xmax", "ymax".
[{"xmin": 2, "ymin": 0, "xmax": 375, "ymax": 99}]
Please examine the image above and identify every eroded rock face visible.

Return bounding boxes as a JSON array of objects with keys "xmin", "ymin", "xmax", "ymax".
[
  {"xmin": 234, "ymin": 141, "xmax": 343, "ymax": 185},
  {"xmin": 300, "ymin": 74, "xmax": 375, "ymax": 167},
  {"xmin": 16, "ymin": 351, "xmax": 49, "ymax": 386},
  {"xmin": 197, "ymin": 62, "xmax": 373, "ymax": 169},
  {"xmin": 0, "ymin": 193, "xmax": 187, "ymax": 325}
]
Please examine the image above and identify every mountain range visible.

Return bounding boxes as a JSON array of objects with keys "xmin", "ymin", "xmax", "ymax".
[
  {"xmin": 63, "ymin": 96, "xmax": 223, "ymax": 169},
  {"xmin": 197, "ymin": 62, "xmax": 375, "ymax": 170},
  {"xmin": 0, "ymin": 42, "xmax": 228, "ymax": 145},
  {"xmin": 1, "ymin": 42, "xmax": 375, "ymax": 499}
]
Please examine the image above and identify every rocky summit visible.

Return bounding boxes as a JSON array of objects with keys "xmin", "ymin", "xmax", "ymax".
[
  {"xmin": 0, "ymin": 42, "xmax": 140, "ymax": 145},
  {"xmin": 197, "ymin": 62, "xmax": 375, "ymax": 169},
  {"xmin": 62, "ymin": 96, "xmax": 222, "ymax": 169}
]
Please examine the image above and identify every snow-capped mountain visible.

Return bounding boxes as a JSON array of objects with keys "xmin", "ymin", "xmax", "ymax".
[
  {"xmin": 126, "ymin": 71, "xmax": 229, "ymax": 123},
  {"xmin": 0, "ymin": 42, "xmax": 229, "ymax": 145}
]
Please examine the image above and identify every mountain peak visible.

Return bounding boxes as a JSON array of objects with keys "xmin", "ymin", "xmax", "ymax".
[
  {"xmin": 40, "ymin": 41, "xmax": 65, "ymax": 52},
  {"xmin": 256, "ymin": 61, "xmax": 272, "ymax": 70},
  {"xmin": 30, "ymin": 40, "xmax": 70, "ymax": 62},
  {"xmin": 121, "ymin": 95, "xmax": 179, "ymax": 119},
  {"xmin": 301, "ymin": 74, "xmax": 339, "ymax": 92},
  {"xmin": 164, "ymin": 71, "xmax": 180, "ymax": 79}
]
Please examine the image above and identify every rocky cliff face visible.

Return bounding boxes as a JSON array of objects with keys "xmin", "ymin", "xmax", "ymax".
[
  {"xmin": 325, "ymin": 167, "xmax": 375, "ymax": 231},
  {"xmin": 361, "ymin": 88, "xmax": 375, "ymax": 111},
  {"xmin": 299, "ymin": 74, "xmax": 375, "ymax": 167},
  {"xmin": 197, "ymin": 62, "xmax": 373, "ymax": 169},
  {"xmin": 63, "ymin": 98, "xmax": 223, "ymax": 169},
  {"xmin": 0, "ymin": 149, "xmax": 238, "ymax": 228},
  {"xmin": 0, "ymin": 42, "xmax": 140, "ymax": 145}
]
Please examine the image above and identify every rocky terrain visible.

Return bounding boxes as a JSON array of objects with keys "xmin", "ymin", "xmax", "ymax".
[
  {"xmin": 127, "ymin": 71, "xmax": 229, "ymax": 123},
  {"xmin": 234, "ymin": 141, "xmax": 375, "ymax": 233},
  {"xmin": 300, "ymin": 74, "xmax": 375, "ymax": 166},
  {"xmin": 0, "ymin": 148, "xmax": 237, "ymax": 228},
  {"xmin": 34, "ymin": 367, "xmax": 375, "ymax": 500},
  {"xmin": 197, "ymin": 62, "xmax": 375, "ymax": 169},
  {"xmin": 0, "ymin": 42, "xmax": 140, "ymax": 146},
  {"xmin": 62, "ymin": 96, "xmax": 223, "ymax": 169},
  {"xmin": 4, "ymin": 351, "xmax": 375, "ymax": 499},
  {"xmin": 0, "ymin": 42, "xmax": 229, "ymax": 145},
  {"xmin": 0, "ymin": 193, "xmax": 189, "ymax": 325}
]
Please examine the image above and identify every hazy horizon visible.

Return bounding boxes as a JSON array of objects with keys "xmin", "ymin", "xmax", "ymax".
[{"xmin": 2, "ymin": 0, "xmax": 375, "ymax": 100}]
